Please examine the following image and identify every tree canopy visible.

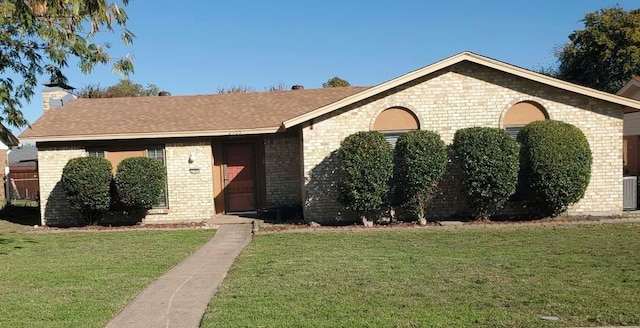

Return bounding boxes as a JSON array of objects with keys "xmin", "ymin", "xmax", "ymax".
[
  {"xmin": 555, "ymin": 6, "xmax": 640, "ymax": 93},
  {"xmin": 323, "ymin": 76, "xmax": 351, "ymax": 88},
  {"xmin": 78, "ymin": 79, "xmax": 159, "ymax": 98},
  {"xmin": 216, "ymin": 83, "xmax": 288, "ymax": 93},
  {"xmin": 0, "ymin": 0, "xmax": 135, "ymax": 127},
  {"xmin": 216, "ymin": 85, "xmax": 256, "ymax": 94}
]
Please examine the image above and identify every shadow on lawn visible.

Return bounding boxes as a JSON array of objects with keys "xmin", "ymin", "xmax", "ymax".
[
  {"xmin": 0, "ymin": 236, "xmax": 39, "ymax": 255},
  {"xmin": 0, "ymin": 203, "xmax": 41, "ymax": 226}
]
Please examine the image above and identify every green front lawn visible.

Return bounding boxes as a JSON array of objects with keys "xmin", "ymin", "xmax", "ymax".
[
  {"xmin": 203, "ymin": 223, "xmax": 640, "ymax": 327},
  {"xmin": 0, "ymin": 222, "xmax": 214, "ymax": 328}
]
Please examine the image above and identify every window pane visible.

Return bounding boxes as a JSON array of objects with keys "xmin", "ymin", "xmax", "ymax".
[
  {"xmin": 87, "ymin": 148, "xmax": 105, "ymax": 158},
  {"xmin": 385, "ymin": 135, "xmax": 400, "ymax": 148},
  {"xmin": 146, "ymin": 145, "xmax": 165, "ymax": 164},
  {"xmin": 381, "ymin": 131, "xmax": 405, "ymax": 149},
  {"xmin": 147, "ymin": 145, "xmax": 167, "ymax": 207},
  {"xmin": 505, "ymin": 126, "xmax": 522, "ymax": 139}
]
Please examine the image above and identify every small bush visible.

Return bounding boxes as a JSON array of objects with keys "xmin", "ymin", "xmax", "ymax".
[
  {"xmin": 518, "ymin": 120, "xmax": 592, "ymax": 216},
  {"xmin": 115, "ymin": 157, "xmax": 166, "ymax": 214},
  {"xmin": 61, "ymin": 157, "xmax": 113, "ymax": 225},
  {"xmin": 337, "ymin": 131, "xmax": 394, "ymax": 225},
  {"xmin": 394, "ymin": 130, "xmax": 447, "ymax": 224},
  {"xmin": 452, "ymin": 127, "xmax": 519, "ymax": 219}
]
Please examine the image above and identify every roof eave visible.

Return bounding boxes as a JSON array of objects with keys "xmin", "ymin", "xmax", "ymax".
[
  {"xmin": 617, "ymin": 78, "xmax": 640, "ymax": 96},
  {"xmin": 20, "ymin": 127, "xmax": 280, "ymax": 143},
  {"xmin": 283, "ymin": 52, "xmax": 640, "ymax": 128},
  {"xmin": 0, "ymin": 125, "xmax": 19, "ymax": 147},
  {"xmin": 616, "ymin": 79, "xmax": 640, "ymax": 113}
]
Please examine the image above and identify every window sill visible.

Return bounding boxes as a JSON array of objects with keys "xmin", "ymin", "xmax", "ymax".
[{"xmin": 147, "ymin": 208, "xmax": 169, "ymax": 215}]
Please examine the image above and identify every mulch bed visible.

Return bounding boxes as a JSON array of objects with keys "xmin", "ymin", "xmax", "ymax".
[
  {"xmin": 20, "ymin": 215, "xmax": 640, "ymax": 234},
  {"xmin": 27, "ymin": 221, "xmax": 211, "ymax": 233},
  {"xmin": 256, "ymin": 215, "xmax": 640, "ymax": 234}
]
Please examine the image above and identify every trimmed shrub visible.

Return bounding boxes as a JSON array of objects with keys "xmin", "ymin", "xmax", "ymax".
[
  {"xmin": 61, "ymin": 157, "xmax": 113, "ymax": 225},
  {"xmin": 517, "ymin": 120, "xmax": 592, "ymax": 216},
  {"xmin": 394, "ymin": 130, "xmax": 447, "ymax": 224},
  {"xmin": 452, "ymin": 127, "xmax": 519, "ymax": 219},
  {"xmin": 336, "ymin": 131, "xmax": 394, "ymax": 225},
  {"xmin": 115, "ymin": 157, "xmax": 166, "ymax": 214}
]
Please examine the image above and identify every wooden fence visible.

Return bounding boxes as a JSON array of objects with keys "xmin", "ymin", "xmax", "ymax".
[{"xmin": 8, "ymin": 165, "xmax": 39, "ymax": 201}]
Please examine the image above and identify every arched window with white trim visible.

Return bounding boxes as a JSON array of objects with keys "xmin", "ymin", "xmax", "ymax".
[
  {"xmin": 371, "ymin": 107, "xmax": 420, "ymax": 147},
  {"xmin": 503, "ymin": 101, "xmax": 548, "ymax": 138}
]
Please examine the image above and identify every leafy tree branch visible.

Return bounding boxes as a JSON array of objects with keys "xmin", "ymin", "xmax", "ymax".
[{"xmin": 0, "ymin": 0, "xmax": 135, "ymax": 127}]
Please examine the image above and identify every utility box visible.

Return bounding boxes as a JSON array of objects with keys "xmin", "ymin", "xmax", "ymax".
[{"xmin": 623, "ymin": 176, "xmax": 637, "ymax": 210}]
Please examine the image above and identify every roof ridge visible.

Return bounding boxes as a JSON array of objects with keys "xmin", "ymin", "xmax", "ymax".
[
  {"xmin": 71, "ymin": 86, "xmax": 372, "ymax": 101},
  {"xmin": 20, "ymin": 85, "xmax": 370, "ymax": 142}
]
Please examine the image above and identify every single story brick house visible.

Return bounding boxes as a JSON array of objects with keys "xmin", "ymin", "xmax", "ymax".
[{"xmin": 20, "ymin": 52, "xmax": 640, "ymax": 226}]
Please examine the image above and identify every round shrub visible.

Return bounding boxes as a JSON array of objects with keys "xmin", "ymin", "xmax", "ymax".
[
  {"xmin": 452, "ymin": 127, "xmax": 519, "ymax": 219},
  {"xmin": 517, "ymin": 120, "xmax": 592, "ymax": 216},
  {"xmin": 336, "ymin": 131, "xmax": 393, "ymax": 225},
  {"xmin": 115, "ymin": 157, "xmax": 166, "ymax": 212},
  {"xmin": 394, "ymin": 130, "xmax": 447, "ymax": 224},
  {"xmin": 61, "ymin": 157, "xmax": 113, "ymax": 225}
]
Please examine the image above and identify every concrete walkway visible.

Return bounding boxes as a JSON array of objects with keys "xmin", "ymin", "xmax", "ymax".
[{"xmin": 105, "ymin": 223, "xmax": 253, "ymax": 328}]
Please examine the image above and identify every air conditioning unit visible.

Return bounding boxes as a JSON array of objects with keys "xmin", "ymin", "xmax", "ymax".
[{"xmin": 623, "ymin": 176, "xmax": 637, "ymax": 210}]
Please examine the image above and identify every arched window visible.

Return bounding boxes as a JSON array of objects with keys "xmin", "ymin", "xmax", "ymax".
[
  {"xmin": 503, "ymin": 101, "xmax": 548, "ymax": 138},
  {"xmin": 372, "ymin": 107, "xmax": 420, "ymax": 147}
]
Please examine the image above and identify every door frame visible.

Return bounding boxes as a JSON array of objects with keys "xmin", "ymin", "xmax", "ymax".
[{"xmin": 221, "ymin": 141, "xmax": 259, "ymax": 213}]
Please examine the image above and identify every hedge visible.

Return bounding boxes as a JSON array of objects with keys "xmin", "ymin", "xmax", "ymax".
[
  {"xmin": 517, "ymin": 120, "xmax": 592, "ymax": 216},
  {"xmin": 336, "ymin": 131, "xmax": 394, "ymax": 224},
  {"xmin": 115, "ymin": 157, "xmax": 167, "ymax": 213},
  {"xmin": 394, "ymin": 130, "xmax": 447, "ymax": 224},
  {"xmin": 61, "ymin": 157, "xmax": 113, "ymax": 225},
  {"xmin": 452, "ymin": 127, "xmax": 520, "ymax": 219}
]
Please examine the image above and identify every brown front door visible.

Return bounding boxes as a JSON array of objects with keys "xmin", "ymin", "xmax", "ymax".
[{"xmin": 223, "ymin": 143, "xmax": 257, "ymax": 212}]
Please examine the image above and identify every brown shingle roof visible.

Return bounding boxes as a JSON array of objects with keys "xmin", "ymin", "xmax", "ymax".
[
  {"xmin": 20, "ymin": 87, "xmax": 370, "ymax": 141},
  {"xmin": 1, "ymin": 122, "xmax": 19, "ymax": 146}
]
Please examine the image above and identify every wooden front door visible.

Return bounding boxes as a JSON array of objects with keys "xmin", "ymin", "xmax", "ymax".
[{"xmin": 223, "ymin": 143, "xmax": 257, "ymax": 212}]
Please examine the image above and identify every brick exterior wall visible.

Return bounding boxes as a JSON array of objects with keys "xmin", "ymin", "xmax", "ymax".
[
  {"xmin": 37, "ymin": 142, "xmax": 215, "ymax": 226},
  {"xmin": 302, "ymin": 62, "xmax": 624, "ymax": 223},
  {"xmin": 264, "ymin": 134, "xmax": 302, "ymax": 207},
  {"xmin": 38, "ymin": 147, "xmax": 87, "ymax": 226},
  {"xmin": 159, "ymin": 142, "xmax": 214, "ymax": 222}
]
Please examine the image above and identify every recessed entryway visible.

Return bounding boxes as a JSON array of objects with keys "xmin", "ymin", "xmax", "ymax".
[{"xmin": 222, "ymin": 143, "xmax": 257, "ymax": 212}]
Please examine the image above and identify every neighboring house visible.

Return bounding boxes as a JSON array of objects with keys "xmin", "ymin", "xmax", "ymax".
[
  {"xmin": 618, "ymin": 78, "xmax": 640, "ymax": 176},
  {"xmin": 19, "ymin": 52, "xmax": 640, "ymax": 226},
  {"xmin": 7, "ymin": 145, "xmax": 39, "ymax": 202},
  {"xmin": 8, "ymin": 144, "xmax": 37, "ymax": 167},
  {"xmin": 0, "ymin": 123, "xmax": 20, "ymax": 204}
]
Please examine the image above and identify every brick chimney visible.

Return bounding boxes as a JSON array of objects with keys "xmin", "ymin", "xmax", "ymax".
[{"xmin": 42, "ymin": 84, "xmax": 76, "ymax": 112}]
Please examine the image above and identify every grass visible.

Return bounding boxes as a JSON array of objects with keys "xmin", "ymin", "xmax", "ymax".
[
  {"xmin": 9, "ymin": 199, "xmax": 40, "ymax": 207},
  {"xmin": 202, "ymin": 223, "xmax": 640, "ymax": 327},
  {"xmin": 0, "ymin": 222, "xmax": 215, "ymax": 328}
]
